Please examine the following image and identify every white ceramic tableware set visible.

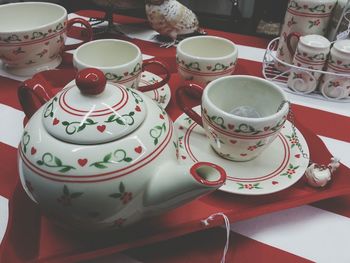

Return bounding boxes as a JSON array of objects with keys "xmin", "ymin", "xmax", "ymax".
[
  {"xmin": 13, "ymin": 1, "xmax": 308, "ymax": 232},
  {"xmin": 0, "ymin": 2, "xmax": 93, "ymax": 76},
  {"xmin": 272, "ymin": 0, "xmax": 350, "ymax": 99},
  {"xmin": 286, "ymin": 34, "xmax": 350, "ymax": 98},
  {"xmin": 275, "ymin": 0, "xmax": 337, "ymax": 72}
]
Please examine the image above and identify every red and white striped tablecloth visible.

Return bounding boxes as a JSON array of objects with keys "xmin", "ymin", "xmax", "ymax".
[{"xmin": 0, "ymin": 10, "xmax": 349, "ymax": 263}]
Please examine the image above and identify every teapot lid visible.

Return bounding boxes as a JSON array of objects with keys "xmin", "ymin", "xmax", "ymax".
[{"xmin": 42, "ymin": 68, "xmax": 147, "ymax": 144}]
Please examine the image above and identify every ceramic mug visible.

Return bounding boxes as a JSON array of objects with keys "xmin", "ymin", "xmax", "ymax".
[
  {"xmin": 0, "ymin": 2, "xmax": 93, "ymax": 76},
  {"xmin": 275, "ymin": 0, "xmax": 336, "ymax": 72},
  {"xmin": 176, "ymin": 75, "xmax": 290, "ymax": 162},
  {"xmin": 73, "ymin": 39, "xmax": 170, "ymax": 92},
  {"xmin": 286, "ymin": 33, "xmax": 331, "ymax": 93},
  {"xmin": 176, "ymin": 36, "xmax": 238, "ymax": 86},
  {"xmin": 320, "ymin": 39, "xmax": 350, "ymax": 99}
]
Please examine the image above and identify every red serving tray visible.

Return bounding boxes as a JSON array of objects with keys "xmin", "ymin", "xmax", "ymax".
[{"xmin": 1, "ymin": 69, "xmax": 350, "ymax": 263}]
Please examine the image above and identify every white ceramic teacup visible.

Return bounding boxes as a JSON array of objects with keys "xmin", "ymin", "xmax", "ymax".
[
  {"xmin": 0, "ymin": 2, "xmax": 93, "ymax": 76},
  {"xmin": 286, "ymin": 33, "xmax": 331, "ymax": 93},
  {"xmin": 176, "ymin": 75, "xmax": 290, "ymax": 161},
  {"xmin": 320, "ymin": 39, "xmax": 350, "ymax": 99},
  {"xmin": 176, "ymin": 36, "xmax": 238, "ymax": 86},
  {"xmin": 73, "ymin": 39, "xmax": 170, "ymax": 92}
]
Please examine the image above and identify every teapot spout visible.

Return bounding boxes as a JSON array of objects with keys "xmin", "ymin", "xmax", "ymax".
[{"xmin": 144, "ymin": 162, "xmax": 226, "ymax": 213}]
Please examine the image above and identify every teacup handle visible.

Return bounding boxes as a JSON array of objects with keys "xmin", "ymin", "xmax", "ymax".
[
  {"xmin": 64, "ymin": 18, "xmax": 93, "ymax": 51},
  {"xmin": 175, "ymin": 84, "xmax": 204, "ymax": 127},
  {"xmin": 138, "ymin": 60, "xmax": 171, "ymax": 92},
  {"xmin": 286, "ymin": 32, "xmax": 301, "ymax": 57},
  {"xmin": 62, "ymin": 18, "xmax": 93, "ymax": 64}
]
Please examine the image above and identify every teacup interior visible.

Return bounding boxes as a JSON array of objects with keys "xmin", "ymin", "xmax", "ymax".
[
  {"xmin": 180, "ymin": 37, "xmax": 236, "ymax": 58},
  {"xmin": 0, "ymin": 3, "xmax": 65, "ymax": 32},
  {"xmin": 75, "ymin": 41, "xmax": 140, "ymax": 67},
  {"xmin": 207, "ymin": 77, "xmax": 285, "ymax": 118}
]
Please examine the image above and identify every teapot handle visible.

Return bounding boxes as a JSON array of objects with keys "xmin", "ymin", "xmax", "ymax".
[
  {"xmin": 18, "ymin": 73, "xmax": 55, "ymax": 119},
  {"xmin": 175, "ymin": 83, "xmax": 204, "ymax": 127}
]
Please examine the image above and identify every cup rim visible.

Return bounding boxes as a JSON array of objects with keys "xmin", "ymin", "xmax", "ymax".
[
  {"xmin": 0, "ymin": 2, "xmax": 67, "ymax": 34},
  {"xmin": 203, "ymin": 75, "xmax": 289, "ymax": 123},
  {"xmin": 333, "ymin": 39, "xmax": 350, "ymax": 55},
  {"xmin": 73, "ymin": 39, "xmax": 142, "ymax": 70},
  {"xmin": 177, "ymin": 35, "xmax": 238, "ymax": 61},
  {"xmin": 300, "ymin": 34, "xmax": 330, "ymax": 50}
]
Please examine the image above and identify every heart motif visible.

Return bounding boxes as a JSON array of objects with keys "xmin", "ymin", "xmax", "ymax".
[
  {"xmin": 48, "ymin": 29, "xmax": 52, "ymax": 33},
  {"xmin": 45, "ymin": 41, "xmax": 49, "ymax": 46},
  {"xmin": 31, "ymin": 147, "xmax": 37, "ymax": 155},
  {"xmin": 240, "ymin": 153, "xmax": 247, "ymax": 157},
  {"xmin": 97, "ymin": 125, "xmax": 106, "ymax": 133},
  {"xmin": 179, "ymin": 126, "xmax": 184, "ymax": 130},
  {"xmin": 181, "ymin": 155, "xmax": 187, "ymax": 160},
  {"xmin": 207, "ymin": 66, "xmax": 212, "ymax": 70},
  {"xmin": 295, "ymin": 154, "xmax": 301, "ymax": 158},
  {"xmin": 52, "ymin": 118, "xmax": 59, "ymax": 125},
  {"xmin": 134, "ymin": 146, "xmax": 142, "ymax": 154},
  {"xmin": 264, "ymin": 126, "xmax": 270, "ymax": 131},
  {"xmin": 272, "ymin": 181, "xmax": 279, "ymax": 185},
  {"xmin": 228, "ymin": 124, "xmax": 235, "ymax": 130},
  {"xmin": 135, "ymin": 105, "xmax": 141, "ymax": 112},
  {"xmin": 337, "ymin": 60, "xmax": 342, "ymax": 65},
  {"xmin": 24, "ymin": 35, "xmax": 29, "ymax": 39},
  {"xmin": 161, "ymin": 88, "xmax": 165, "ymax": 91},
  {"xmin": 78, "ymin": 159, "xmax": 88, "ymax": 167},
  {"xmin": 229, "ymin": 140, "xmax": 237, "ymax": 144},
  {"xmin": 124, "ymin": 72, "xmax": 129, "ymax": 76},
  {"xmin": 159, "ymin": 114, "xmax": 164, "ymax": 119}
]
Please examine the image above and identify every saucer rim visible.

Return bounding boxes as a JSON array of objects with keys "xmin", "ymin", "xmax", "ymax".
[{"xmin": 140, "ymin": 70, "xmax": 171, "ymax": 108}]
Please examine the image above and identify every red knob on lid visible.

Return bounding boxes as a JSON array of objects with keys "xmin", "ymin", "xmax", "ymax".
[{"xmin": 76, "ymin": 68, "xmax": 106, "ymax": 95}]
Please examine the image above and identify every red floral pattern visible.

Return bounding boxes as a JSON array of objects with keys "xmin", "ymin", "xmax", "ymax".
[{"xmin": 109, "ymin": 182, "xmax": 133, "ymax": 205}]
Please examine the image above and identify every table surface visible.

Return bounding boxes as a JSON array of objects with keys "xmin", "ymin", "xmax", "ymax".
[{"xmin": 0, "ymin": 10, "xmax": 350, "ymax": 263}]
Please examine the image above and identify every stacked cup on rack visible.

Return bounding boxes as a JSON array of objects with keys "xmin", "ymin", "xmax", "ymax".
[
  {"xmin": 319, "ymin": 39, "xmax": 350, "ymax": 99},
  {"xmin": 286, "ymin": 33, "xmax": 331, "ymax": 94}
]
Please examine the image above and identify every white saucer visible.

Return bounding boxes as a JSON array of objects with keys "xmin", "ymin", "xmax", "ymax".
[
  {"xmin": 140, "ymin": 71, "xmax": 171, "ymax": 108},
  {"xmin": 174, "ymin": 106, "xmax": 310, "ymax": 195}
]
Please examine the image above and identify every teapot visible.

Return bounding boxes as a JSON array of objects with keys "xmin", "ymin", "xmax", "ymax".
[{"xmin": 17, "ymin": 68, "xmax": 226, "ymax": 231}]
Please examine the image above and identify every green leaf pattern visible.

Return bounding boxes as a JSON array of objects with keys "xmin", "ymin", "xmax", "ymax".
[
  {"xmin": 90, "ymin": 149, "xmax": 133, "ymax": 169},
  {"xmin": 0, "ymin": 22, "xmax": 65, "ymax": 43},
  {"xmin": 22, "ymin": 131, "xmax": 30, "ymax": 154},
  {"xmin": 150, "ymin": 122, "xmax": 167, "ymax": 145},
  {"xmin": 36, "ymin": 153, "xmax": 76, "ymax": 173}
]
